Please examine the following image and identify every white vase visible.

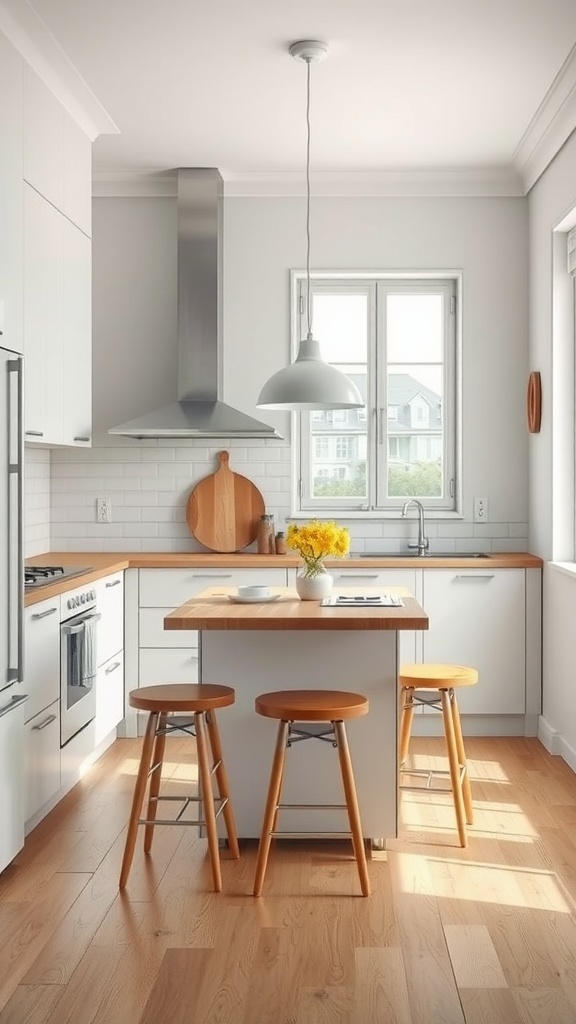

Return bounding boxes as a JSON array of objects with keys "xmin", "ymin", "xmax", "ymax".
[{"xmin": 295, "ymin": 569, "xmax": 333, "ymax": 601}]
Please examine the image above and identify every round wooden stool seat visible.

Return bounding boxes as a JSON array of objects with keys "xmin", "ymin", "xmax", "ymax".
[
  {"xmin": 399, "ymin": 663, "xmax": 478, "ymax": 849},
  {"xmin": 129, "ymin": 683, "xmax": 236, "ymax": 713},
  {"xmin": 255, "ymin": 689, "xmax": 369, "ymax": 722},
  {"xmin": 399, "ymin": 664, "xmax": 478, "ymax": 690},
  {"xmin": 119, "ymin": 682, "xmax": 239, "ymax": 893}
]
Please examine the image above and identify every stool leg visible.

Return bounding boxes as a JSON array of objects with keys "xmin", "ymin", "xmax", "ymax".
[
  {"xmin": 205, "ymin": 709, "xmax": 240, "ymax": 859},
  {"xmin": 450, "ymin": 691, "xmax": 473, "ymax": 825},
  {"xmin": 334, "ymin": 721, "xmax": 370, "ymax": 897},
  {"xmin": 399, "ymin": 687, "xmax": 415, "ymax": 765},
  {"xmin": 119, "ymin": 711, "xmax": 158, "ymax": 889},
  {"xmin": 439, "ymin": 689, "xmax": 468, "ymax": 848},
  {"xmin": 143, "ymin": 711, "xmax": 168, "ymax": 854},
  {"xmin": 195, "ymin": 711, "xmax": 222, "ymax": 892},
  {"xmin": 253, "ymin": 720, "xmax": 289, "ymax": 897}
]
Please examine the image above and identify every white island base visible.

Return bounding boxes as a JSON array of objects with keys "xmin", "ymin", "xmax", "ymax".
[{"xmin": 200, "ymin": 629, "xmax": 399, "ymax": 842}]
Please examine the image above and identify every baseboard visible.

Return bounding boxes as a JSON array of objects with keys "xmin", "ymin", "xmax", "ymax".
[{"xmin": 538, "ymin": 715, "xmax": 576, "ymax": 774}]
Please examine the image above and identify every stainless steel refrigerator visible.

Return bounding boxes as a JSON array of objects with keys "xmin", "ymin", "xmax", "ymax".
[{"xmin": 0, "ymin": 345, "xmax": 26, "ymax": 874}]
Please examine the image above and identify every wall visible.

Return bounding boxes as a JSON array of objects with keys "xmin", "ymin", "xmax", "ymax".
[
  {"xmin": 49, "ymin": 192, "xmax": 530, "ymax": 553},
  {"xmin": 528, "ymin": 128, "xmax": 576, "ymax": 772}
]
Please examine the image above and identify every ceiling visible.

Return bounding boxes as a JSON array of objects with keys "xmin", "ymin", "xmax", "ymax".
[{"xmin": 8, "ymin": 0, "xmax": 576, "ymax": 191}]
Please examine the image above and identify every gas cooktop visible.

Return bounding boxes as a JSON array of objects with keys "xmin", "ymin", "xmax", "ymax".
[{"xmin": 24, "ymin": 565, "xmax": 93, "ymax": 590}]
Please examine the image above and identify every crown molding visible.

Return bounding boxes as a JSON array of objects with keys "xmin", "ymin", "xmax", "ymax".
[
  {"xmin": 92, "ymin": 167, "xmax": 525, "ymax": 199},
  {"xmin": 0, "ymin": 0, "xmax": 118, "ymax": 140},
  {"xmin": 514, "ymin": 42, "xmax": 576, "ymax": 193}
]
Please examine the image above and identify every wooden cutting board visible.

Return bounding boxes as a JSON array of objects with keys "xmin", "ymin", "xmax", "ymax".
[{"xmin": 186, "ymin": 450, "xmax": 266, "ymax": 552}]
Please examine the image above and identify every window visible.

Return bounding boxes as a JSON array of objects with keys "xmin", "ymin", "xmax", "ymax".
[{"xmin": 297, "ymin": 275, "xmax": 458, "ymax": 512}]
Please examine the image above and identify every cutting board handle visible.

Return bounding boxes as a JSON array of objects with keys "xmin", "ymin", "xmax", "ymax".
[{"xmin": 217, "ymin": 451, "xmax": 230, "ymax": 468}]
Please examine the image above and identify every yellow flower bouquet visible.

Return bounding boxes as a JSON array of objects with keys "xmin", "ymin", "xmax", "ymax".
[{"xmin": 286, "ymin": 520, "xmax": 350, "ymax": 578}]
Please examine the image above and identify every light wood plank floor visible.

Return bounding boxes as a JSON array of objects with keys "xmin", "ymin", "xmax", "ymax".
[{"xmin": 1, "ymin": 736, "xmax": 576, "ymax": 1023}]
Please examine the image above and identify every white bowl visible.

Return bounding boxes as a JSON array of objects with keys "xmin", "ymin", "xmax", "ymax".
[{"xmin": 237, "ymin": 585, "xmax": 270, "ymax": 599}]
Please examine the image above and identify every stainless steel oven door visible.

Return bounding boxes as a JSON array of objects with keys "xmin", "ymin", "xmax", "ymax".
[{"xmin": 60, "ymin": 611, "xmax": 101, "ymax": 747}]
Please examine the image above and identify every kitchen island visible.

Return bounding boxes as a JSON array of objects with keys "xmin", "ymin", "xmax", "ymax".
[{"xmin": 164, "ymin": 585, "xmax": 428, "ymax": 843}]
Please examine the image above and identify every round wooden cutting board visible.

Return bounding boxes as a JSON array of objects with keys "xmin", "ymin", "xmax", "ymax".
[{"xmin": 186, "ymin": 450, "xmax": 266, "ymax": 552}]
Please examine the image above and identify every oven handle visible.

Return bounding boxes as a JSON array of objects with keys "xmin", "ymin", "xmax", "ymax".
[{"xmin": 62, "ymin": 612, "xmax": 101, "ymax": 636}]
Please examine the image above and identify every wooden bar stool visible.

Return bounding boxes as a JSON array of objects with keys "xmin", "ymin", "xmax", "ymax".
[
  {"xmin": 119, "ymin": 684, "xmax": 240, "ymax": 891},
  {"xmin": 253, "ymin": 689, "xmax": 370, "ymax": 897},
  {"xmin": 399, "ymin": 663, "xmax": 478, "ymax": 847}
]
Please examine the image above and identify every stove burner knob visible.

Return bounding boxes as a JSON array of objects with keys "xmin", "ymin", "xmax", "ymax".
[
  {"xmin": 68, "ymin": 598, "xmax": 73, "ymax": 610},
  {"xmin": 80, "ymin": 594, "xmax": 86, "ymax": 604}
]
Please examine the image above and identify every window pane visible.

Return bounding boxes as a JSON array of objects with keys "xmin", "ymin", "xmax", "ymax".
[
  {"xmin": 308, "ymin": 291, "xmax": 368, "ymax": 500},
  {"xmin": 387, "ymin": 294, "xmax": 443, "ymax": 362},
  {"xmin": 387, "ymin": 365, "xmax": 443, "ymax": 498}
]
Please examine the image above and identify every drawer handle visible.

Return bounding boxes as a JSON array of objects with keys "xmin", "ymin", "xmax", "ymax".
[
  {"xmin": 105, "ymin": 579, "xmax": 121, "ymax": 588},
  {"xmin": 105, "ymin": 661, "xmax": 122, "ymax": 674},
  {"xmin": 335, "ymin": 573, "xmax": 379, "ymax": 579},
  {"xmin": 191, "ymin": 573, "xmax": 233, "ymax": 578},
  {"xmin": 32, "ymin": 713, "xmax": 57, "ymax": 730},
  {"xmin": 25, "ymin": 430, "xmax": 44, "ymax": 437},
  {"xmin": 73, "ymin": 436, "xmax": 90, "ymax": 442},
  {"xmin": 31, "ymin": 607, "xmax": 58, "ymax": 620},
  {"xmin": 453, "ymin": 574, "xmax": 495, "ymax": 580}
]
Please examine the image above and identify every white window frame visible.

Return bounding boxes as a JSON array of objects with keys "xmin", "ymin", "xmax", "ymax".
[{"xmin": 293, "ymin": 271, "xmax": 461, "ymax": 517}]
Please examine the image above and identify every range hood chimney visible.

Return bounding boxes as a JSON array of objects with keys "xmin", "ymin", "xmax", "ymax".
[{"xmin": 109, "ymin": 168, "xmax": 282, "ymax": 439}]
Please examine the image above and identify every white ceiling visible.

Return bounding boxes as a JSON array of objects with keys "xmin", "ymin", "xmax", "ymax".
[{"xmin": 8, "ymin": 0, "xmax": 576, "ymax": 191}]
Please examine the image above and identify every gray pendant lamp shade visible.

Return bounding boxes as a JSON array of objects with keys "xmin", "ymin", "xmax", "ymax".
[{"xmin": 257, "ymin": 41, "xmax": 363, "ymax": 413}]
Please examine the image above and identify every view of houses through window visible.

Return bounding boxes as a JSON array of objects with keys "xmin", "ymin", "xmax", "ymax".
[{"xmin": 298, "ymin": 277, "xmax": 457, "ymax": 512}]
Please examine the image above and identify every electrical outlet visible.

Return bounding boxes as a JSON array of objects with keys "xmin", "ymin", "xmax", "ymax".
[
  {"xmin": 473, "ymin": 496, "xmax": 488, "ymax": 523},
  {"xmin": 97, "ymin": 497, "xmax": 112, "ymax": 524}
]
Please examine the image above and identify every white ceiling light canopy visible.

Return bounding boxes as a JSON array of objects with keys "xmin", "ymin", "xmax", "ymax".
[{"xmin": 257, "ymin": 40, "xmax": 363, "ymax": 412}]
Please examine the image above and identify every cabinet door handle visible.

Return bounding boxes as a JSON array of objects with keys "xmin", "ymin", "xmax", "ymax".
[
  {"xmin": 73, "ymin": 436, "xmax": 90, "ymax": 442},
  {"xmin": 25, "ymin": 430, "xmax": 44, "ymax": 437},
  {"xmin": 32, "ymin": 713, "xmax": 57, "ymax": 730},
  {"xmin": 105, "ymin": 661, "xmax": 122, "ymax": 674},
  {"xmin": 31, "ymin": 607, "xmax": 58, "ymax": 620},
  {"xmin": 105, "ymin": 579, "xmax": 121, "ymax": 588}
]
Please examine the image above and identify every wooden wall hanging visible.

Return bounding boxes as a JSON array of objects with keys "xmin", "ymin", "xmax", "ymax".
[{"xmin": 527, "ymin": 371, "xmax": 542, "ymax": 433}]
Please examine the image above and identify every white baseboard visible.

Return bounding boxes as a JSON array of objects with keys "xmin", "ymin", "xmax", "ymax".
[{"xmin": 538, "ymin": 716, "xmax": 576, "ymax": 774}]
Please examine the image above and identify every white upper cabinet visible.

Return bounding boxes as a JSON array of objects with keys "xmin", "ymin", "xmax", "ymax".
[
  {"xmin": 23, "ymin": 185, "xmax": 65, "ymax": 444},
  {"xmin": 61, "ymin": 217, "xmax": 92, "ymax": 445},
  {"xmin": 0, "ymin": 33, "xmax": 24, "ymax": 353},
  {"xmin": 22, "ymin": 68, "xmax": 93, "ymax": 448},
  {"xmin": 23, "ymin": 69, "xmax": 65, "ymax": 212},
  {"xmin": 23, "ymin": 67, "xmax": 92, "ymax": 237}
]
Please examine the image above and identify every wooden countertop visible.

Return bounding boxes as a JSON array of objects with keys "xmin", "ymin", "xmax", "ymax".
[
  {"xmin": 24, "ymin": 550, "xmax": 544, "ymax": 607},
  {"xmin": 164, "ymin": 586, "xmax": 429, "ymax": 632}
]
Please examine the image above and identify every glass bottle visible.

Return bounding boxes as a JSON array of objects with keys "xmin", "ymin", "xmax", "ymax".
[{"xmin": 257, "ymin": 514, "xmax": 274, "ymax": 554}]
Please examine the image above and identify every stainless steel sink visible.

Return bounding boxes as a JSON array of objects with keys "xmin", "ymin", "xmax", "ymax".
[{"xmin": 352, "ymin": 551, "xmax": 490, "ymax": 559}]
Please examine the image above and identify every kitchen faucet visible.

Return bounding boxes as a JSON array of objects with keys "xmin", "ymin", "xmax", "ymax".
[{"xmin": 401, "ymin": 499, "xmax": 429, "ymax": 555}]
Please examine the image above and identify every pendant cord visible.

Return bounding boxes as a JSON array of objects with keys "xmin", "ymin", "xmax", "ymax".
[{"xmin": 306, "ymin": 58, "xmax": 312, "ymax": 337}]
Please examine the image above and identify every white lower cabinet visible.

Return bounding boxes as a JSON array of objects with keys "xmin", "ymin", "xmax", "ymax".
[
  {"xmin": 24, "ymin": 700, "xmax": 60, "ymax": 824},
  {"xmin": 421, "ymin": 568, "xmax": 526, "ymax": 714},
  {"xmin": 95, "ymin": 652, "xmax": 124, "ymax": 746}
]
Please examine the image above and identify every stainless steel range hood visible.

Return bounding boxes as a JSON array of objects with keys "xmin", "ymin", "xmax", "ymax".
[{"xmin": 109, "ymin": 169, "xmax": 282, "ymax": 440}]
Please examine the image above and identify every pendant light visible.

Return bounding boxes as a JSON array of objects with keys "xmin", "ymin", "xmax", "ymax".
[{"xmin": 257, "ymin": 40, "xmax": 363, "ymax": 411}]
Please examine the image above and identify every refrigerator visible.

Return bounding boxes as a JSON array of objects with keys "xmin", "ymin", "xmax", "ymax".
[{"xmin": 0, "ymin": 344, "xmax": 27, "ymax": 874}]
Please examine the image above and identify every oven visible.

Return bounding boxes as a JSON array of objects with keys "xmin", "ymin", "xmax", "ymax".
[{"xmin": 60, "ymin": 584, "xmax": 100, "ymax": 747}]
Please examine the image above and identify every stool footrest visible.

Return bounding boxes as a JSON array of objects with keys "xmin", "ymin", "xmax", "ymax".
[
  {"xmin": 140, "ymin": 793, "xmax": 229, "ymax": 827},
  {"xmin": 399, "ymin": 765, "xmax": 467, "ymax": 793},
  {"xmin": 278, "ymin": 802, "xmax": 347, "ymax": 811},
  {"xmin": 270, "ymin": 830, "xmax": 353, "ymax": 839}
]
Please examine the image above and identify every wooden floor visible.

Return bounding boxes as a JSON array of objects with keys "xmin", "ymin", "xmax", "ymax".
[{"xmin": 1, "ymin": 736, "xmax": 576, "ymax": 1024}]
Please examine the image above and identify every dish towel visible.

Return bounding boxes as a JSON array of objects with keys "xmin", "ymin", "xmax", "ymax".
[{"xmin": 81, "ymin": 613, "xmax": 101, "ymax": 688}]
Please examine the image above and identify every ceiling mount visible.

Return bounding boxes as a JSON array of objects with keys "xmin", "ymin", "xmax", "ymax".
[{"xmin": 289, "ymin": 40, "xmax": 328, "ymax": 64}]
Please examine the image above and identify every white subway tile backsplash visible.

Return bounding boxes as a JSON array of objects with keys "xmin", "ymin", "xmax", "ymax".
[{"xmin": 18, "ymin": 441, "xmax": 526, "ymax": 555}]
